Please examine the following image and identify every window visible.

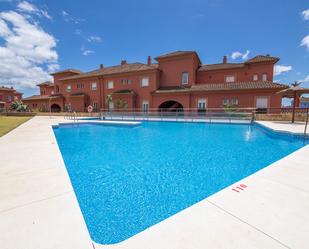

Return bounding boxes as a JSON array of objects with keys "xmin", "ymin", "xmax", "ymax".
[
  {"xmin": 7, "ymin": 95, "xmax": 12, "ymax": 102},
  {"xmin": 128, "ymin": 79, "xmax": 132, "ymax": 84},
  {"xmin": 66, "ymin": 85, "xmax": 71, "ymax": 92},
  {"xmin": 197, "ymin": 99, "xmax": 207, "ymax": 110},
  {"xmin": 141, "ymin": 77, "xmax": 149, "ymax": 87},
  {"xmin": 253, "ymin": 74, "xmax": 258, "ymax": 81},
  {"xmin": 142, "ymin": 101, "xmax": 149, "ymax": 113},
  {"xmin": 182, "ymin": 72, "xmax": 189, "ymax": 85},
  {"xmin": 121, "ymin": 79, "xmax": 127, "ymax": 85},
  {"xmin": 107, "ymin": 80, "xmax": 114, "ymax": 89},
  {"xmin": 51, "ymin": 90, "xmax": 54, "ymax": 95},
  {"xmin": 91, "ymin": 82, "xmax": 97, "ymax": 90},
  {"xmin": 262, "ymin": 73, "xmax": 267, "ymax": 81},
  {"xmin": 225, "ymin": 75, "xmax": 235, "ymax": 83},
  {"xmin": 231, "ymin": 98, "xmax": 238, "ymax": 105},
  {"xmin": 222, "ymin": 97, "xmax": 229, "ymax": 105},
  {"xmin": 77, "ymin": 83, "xmax": 84, "ymax": 89}
]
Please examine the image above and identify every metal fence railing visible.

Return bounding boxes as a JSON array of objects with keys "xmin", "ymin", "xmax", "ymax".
[{"xmin": 97, "ymin": 108, "xmax": 254, "ymax": 124}]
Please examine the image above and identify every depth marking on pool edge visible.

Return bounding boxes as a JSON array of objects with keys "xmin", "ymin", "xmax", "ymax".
[{"xmin": 232, "ymin": 184, "xmax": 248, "ymax": 193}]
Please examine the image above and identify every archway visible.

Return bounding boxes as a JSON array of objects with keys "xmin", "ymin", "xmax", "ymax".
[
  {"xmin": 158, "ymin": 100, "xmax": 184, "ymax": 112},
  {"xmin": 50, "ymin": 103, "xmax": 61, "ymax": 112}
]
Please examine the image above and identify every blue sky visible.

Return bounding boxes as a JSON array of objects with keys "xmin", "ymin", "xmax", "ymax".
[{"xmin": 0, "ymin": 0, "xmax": 309, "ymax": 97}]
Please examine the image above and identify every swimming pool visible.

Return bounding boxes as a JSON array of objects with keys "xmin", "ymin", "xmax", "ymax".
[{"xmin": 53, "ymin": 122, "xmax": 307, "ymax": 244}]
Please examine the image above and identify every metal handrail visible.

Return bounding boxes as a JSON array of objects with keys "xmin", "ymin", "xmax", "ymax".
[
  {"xmin": 304, "ymin": 110, "xmax": 309, "ymax": 138},
  {"xmin": 99, "ymin": 110, "xmax": 253, "ymax": 123}
]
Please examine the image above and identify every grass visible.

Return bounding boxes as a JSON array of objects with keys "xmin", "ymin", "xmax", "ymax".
[{"xmin": 0, "ymin": 116, "xmax": 32, "ymax": 137}]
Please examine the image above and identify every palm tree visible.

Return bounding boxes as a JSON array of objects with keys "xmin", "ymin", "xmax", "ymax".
[
  {"xmin": 291, "ymin": 81, "xmax": 301, "ymax": 87},
  {"xmin": 122, "ymin": 100, "xmax": 128, "ymax": 111},
  {"xmin": 115, "ymin": 98, "xmax": 122, "ymax": 111}
]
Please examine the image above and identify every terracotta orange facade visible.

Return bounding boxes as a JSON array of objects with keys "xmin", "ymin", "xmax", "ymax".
[
  {"xmin": 23, "ymin": 51, "xmax": 287, "ymax": 112},
  {"xmin": 0, "ymin": 86, "xmax": 23, "ymax": 111}
]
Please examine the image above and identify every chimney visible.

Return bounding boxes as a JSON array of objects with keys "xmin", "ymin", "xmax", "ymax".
[
  {"xmin": 223, "ymin": 55, "xmax": 227, "ymax": 64},
  {"xmin": 121, "ymin": 60, "xmax": 127, "ymax": 65},
  {"xmin": 147, "ymin": 56, "xmax": 151, "ymax": 65},
  {"xmin": 99, "ymin": 64, "xmax": 104, "ymax": 69}
]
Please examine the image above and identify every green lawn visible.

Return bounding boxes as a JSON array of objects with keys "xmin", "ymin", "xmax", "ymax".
[{"xmin": 0, "ymin": 116, "xmax": 32, "ymax": 137}]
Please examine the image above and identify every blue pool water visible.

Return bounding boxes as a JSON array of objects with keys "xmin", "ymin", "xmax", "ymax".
[{"xmin": 53, "ymin": 122, "xmax": 307, "ymax": 244}]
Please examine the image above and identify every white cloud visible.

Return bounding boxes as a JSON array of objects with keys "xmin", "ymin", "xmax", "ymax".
[
  {"xmin": 299, "ymin": 75, "xmax": 309, "ymax": 83},
  {"xmin": 17, "ymin": 1, "xmax": 52, "ymax": 20},
  {"xmin": 87, "ymin": 35, "xmax": 102, "ymax": 43},
  {"xmin": 231, "ymin": 50, "xmax": 250, "ymax": 60},
  {"xmin": 274, "ymin": 65, "xmax": 292, "ymax": 76},
  {"xmin": 82, "ymin": 49, "xmax": 94, "ymax": 56},
  {"xmin": 61, "ymin": 10, "xmax": 85, "ymax": 24},
  {"xmin": 302, "ymin": 9, "xmax": 309, "ymax": 20},
  {"xmin": 0, "ymin": 10, "xmax": 58, "ymax": 89},
  {"xmin": 301, "ymin": 35, "xmax": 309, "ymax": 50},
  {"xmin": 47, "ymin": 63, "xmax": 60, "ymax": 73}
]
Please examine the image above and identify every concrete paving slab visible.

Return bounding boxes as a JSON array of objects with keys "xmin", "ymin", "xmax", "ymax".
[
  {"xmin": 0, "ymin": 192, "xmax": 93, "ymax": 249},
  {"xmin": 208, "ymin": 146, "xmax": 309, "ymax": 249},
  {"xmin": 95, "ymin": 200, "xmax": 286, "ymax": 249}
]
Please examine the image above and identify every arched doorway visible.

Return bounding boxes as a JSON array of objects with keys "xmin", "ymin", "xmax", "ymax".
[
  {"xmin": 50, "ymin": 103, "xmax": 61, "ymax": 112},
  {"xmin": 158, "ymin": 100, "xmax": 184, "ymax": 112}
]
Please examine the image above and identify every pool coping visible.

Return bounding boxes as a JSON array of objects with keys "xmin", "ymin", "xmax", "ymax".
[{"xmin": 1, "ymin": 116, "xmax": 308, "ymax": 249}]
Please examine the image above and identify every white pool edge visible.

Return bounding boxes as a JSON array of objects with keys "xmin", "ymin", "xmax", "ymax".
[{"xmin": 1, "ymin": 116, "xmax": 308, "ymax": 249}]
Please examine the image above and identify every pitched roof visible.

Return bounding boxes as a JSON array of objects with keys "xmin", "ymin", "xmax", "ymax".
[
  {"xmin": 154, "ymin": 50, "xmax": 202, "ymax": 65},
  {"xmin": 199, "ymin": 63, "xmax": 245, "ymax": 71},
  {"xmin": 0, "ymin": 86, "xmax": 16, "ymax": 92},
  {"xmin": 154, "ymin": 81, "xmax": 288, "ymax": 94},
  {"xmin": 60, "ymin": 63, "xmax": 158, "ymax": 80},
  {"xmin": 50, "ymin": 69, "xmax": 83, "ymax": 75},
  {"xmin": 245, "ymin": 55, "xmax": 279, "ymax": 64},
  {"xmin": 155, "ymin": 51, "xmax": 196, "ymax": 60},
  {"xmin": 37, "ymin": 81, "xmax": 54, "ymax": 86},
  {"xmin": 23, "ymin": 95, "xmax": 50, "ymax": 101}
]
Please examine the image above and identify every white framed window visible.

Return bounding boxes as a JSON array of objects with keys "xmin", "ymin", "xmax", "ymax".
[
  {"xmin": 141, "ymin": 77, "xmax": 149, "ymax": 87},
  {"xmin": 66, "ymin": 84, "xmax": 71, "ymax": 92},
  {"xmin": 262, "ymin": 73, "xmax": 267, "ymax": 81},
  {"xmin": 225, "ymin": 75, "xmax": 235, "ymax": 83},
  {"xmin": 91, "ymin": 82, "xmax": 97, "ymax": 90},
  {"xmin": 142, "ymin": 100, "xmax": 149, "ymax": 113},
  {"xmin": 128, "ymin": 79, "xmax": 132, "ymax": 84},
  {"xmin": 51, "ymin": 90, "xmax": 54, "ymax": 95},
  {"xmin": 223, "ymin": 97, "xmax": 229, "ymax": 105},
  {"xmin": 182, "ymin": 72, "xmax": 189, "ymax": 85},
  {"xmin": 121, "ymin": 79, "xmax": 127, "ymax": 85},
  {"xmin": 197, "ymin": 99, "xmax": 207, "ymax": 110},
  {"xmin": 231, "ymin": 97, "xmax": 238, "ymax": 105},
  {"xmin": 107, "ymin": 80, "xmax": 114, "ymax": 89},
  {"xmin": 7, "ymin": 95, "xmax": 12, "ymax": 102},
  {"xmin": 253, "ymin": 74, "xmax": 258, "ymax": 81}
]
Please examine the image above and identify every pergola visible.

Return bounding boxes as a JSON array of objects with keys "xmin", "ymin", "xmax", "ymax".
[{"xmin": 277, "ymin": 86, "xmax": 309, "ymax": 123}]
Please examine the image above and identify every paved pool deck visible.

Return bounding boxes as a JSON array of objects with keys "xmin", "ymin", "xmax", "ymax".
[{"xmin": 0, "ymin": 116, "xmax": 308, "ymax": 249}]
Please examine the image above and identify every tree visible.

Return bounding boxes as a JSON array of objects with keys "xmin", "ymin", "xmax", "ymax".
[
  {"xmin": 9, "ymin": 100, "xmax": 28, "ymax": 112},
  {"xmin": 291, "ymin": 81, "xmax": 301, "ymax": 87},
  {"xmin": 115, "ymin": 98, "xmax": 122, "ymax": 111},
  {"xmin": 122, "ymin": 100, "xmax": 128, "ymax": 111}
]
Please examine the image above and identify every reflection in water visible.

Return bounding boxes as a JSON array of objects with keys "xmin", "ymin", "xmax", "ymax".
[{"xmin": 245, "ymin": 126, "xmax": 252, "ymax": 141}]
